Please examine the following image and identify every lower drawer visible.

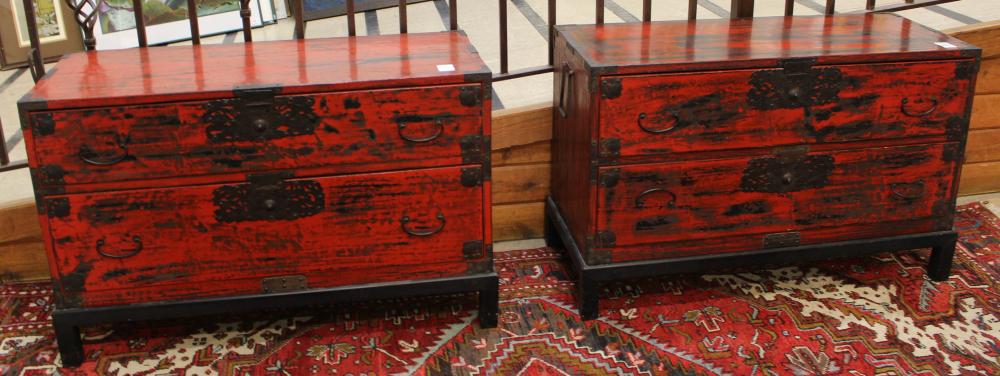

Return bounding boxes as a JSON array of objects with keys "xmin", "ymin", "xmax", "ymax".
[
  {"xmin": 44, "ymin": 165, "xmax": 488, "ymax": 307},
  {"xmin": 595, "ymin": 143, "xmax": 958, "ymax": 251}
]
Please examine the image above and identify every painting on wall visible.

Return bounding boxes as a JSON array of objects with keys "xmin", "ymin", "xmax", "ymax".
[
  {"xmin": 92, "ymin": 0, "xmax": 276, "ymax": 49},
  {"xmin": 0, "ymin": 0, "xmax": 84, "ymax": 69}
]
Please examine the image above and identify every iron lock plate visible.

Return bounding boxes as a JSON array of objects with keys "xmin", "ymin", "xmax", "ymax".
[{"xmin": 261, "ymin": 275, "xmax": 308, "ymax": 293}]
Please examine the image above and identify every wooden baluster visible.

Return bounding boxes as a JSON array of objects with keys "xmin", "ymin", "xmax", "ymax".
[
  {"xmin": 785, "ymin": 0, "xmax": 794, "ymax": 15},
  {"xmin": 499, "ymin": 0, "xmax": 508, "ymax": 74},
  {"xmin": 730, "ymin": 0, "xmax": 753, "ymax": 18},
  {"xmin": 347, "ymin": 0, "xmax": 356, "ymax": 36},
  {"xmin": 293, "ymin": 0, "xmax": 305, "ymax": 38},
  {"xmin": 866, "ymin": 0, "xmax": 876, "ymax": 10},
  {"xmin": 596, "ymin": 0, "xmax": 603, "ymax": 24},
  {"xmin": 187, "ymin": 0, "xmax": 200, "ymax": 44},
  {"xmin": 825, "ymin": 0, "xmax": 835, "ymax": 14},
  {"xmin": 22, "ymin": 0, "xmax": 44, "ymax": 80},
  {"xmin": 133, "ymin": 0, "xmax": 147, "ymax": 46},
  {"xmin": 548, "ymin": 0, "xmax": 555, "ymax": 65},
  {"xmin": 449, "ymin": 0, "xmax": 457, "ymax": 30},
  {"xmin": 643, "ymin": 0, "xmax": 651, "ymax": 22},
  {"xmin": 688, "ymin": 0, "xmax": 697, "ymax": 20},
  {"xmin": 399, "ymin": 0, "xmax": 407, "ymax": 33},
  {"xmin": 240, "ymin": 0, "xmax": 252, "ymax": 41}
]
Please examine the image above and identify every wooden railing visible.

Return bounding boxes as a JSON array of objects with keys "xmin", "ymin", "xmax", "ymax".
[{"xmin": 0, "ymin": 0, "xmax": 959, "ymax": 172}]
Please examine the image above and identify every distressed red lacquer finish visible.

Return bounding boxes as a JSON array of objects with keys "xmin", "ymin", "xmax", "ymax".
[
  {"xmin": 19, "ymin": 31, "xmax": 495, "ymax": 366},
  {"xmin": 548, "ymin": 13, "xmax": 980, "ymax": 319}
]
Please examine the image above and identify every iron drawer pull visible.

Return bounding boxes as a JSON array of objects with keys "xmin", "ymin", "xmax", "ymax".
[
  {"xmin": 557, "ymin": 63, "xmax": 574, "ymax": 118},
  {"xmin": 96, "ymin": 236, "xmax": 143, "ymax": 259},
  {"xmin": 901, "ymin": 97, "xmax": 938, "ymax": 118},
  {"xmin": 637, "ymin": 111, "xmax": 678, "ymax": 134},
  {"xmin": 890, "ymin": 181, "xmax": 926, "ymax": 200},
  {"xmin": 397, "ymin": 119, "xmax": 444, "ymax": 143},
  {"xmin": 635, "ymin": 188, "xmax": 676, "ymax": 208},
  {"xmin": 400, "ymin": 212, "xmax": 446, "ymax": 237},
  {"xmin": 78, "ymin": 134, "xmax": 130, "ymax": 166}
]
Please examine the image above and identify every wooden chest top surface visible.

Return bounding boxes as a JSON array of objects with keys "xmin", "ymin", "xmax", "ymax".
[
  {"xmin": 557, "ymin": 13, "xmax": 979, "ymax": 72},
  {"xmin": 21, "ymin": 31, "xmax": 489, "ymax": 111}
]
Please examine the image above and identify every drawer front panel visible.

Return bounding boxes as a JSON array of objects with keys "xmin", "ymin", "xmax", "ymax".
[
  {"xmin": 45, "ymin": 165, "xmax": 486, "ymax": 307},
  {"xmin": 596, "ymin": 143, "xmax": 957, "ymax": 247},
  {"xmin": 599, "ymin": 60, "xmax": 971, "ymax": 158},
  {"xmin": 30, "ymin": 84, "xmax": 483, "ymax": 186}
]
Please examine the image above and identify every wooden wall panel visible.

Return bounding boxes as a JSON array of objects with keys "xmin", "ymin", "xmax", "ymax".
[
  {"xmin": 970, "ymin": 94, "xmax": 1000, "ymax": 130},
  {"xmin": 0, "ymin": 201, "xmax": 48, "ymax": 282},
  {"xmin": 949, "ymin": 21, "xmax": 1000, "ymax": 195}
]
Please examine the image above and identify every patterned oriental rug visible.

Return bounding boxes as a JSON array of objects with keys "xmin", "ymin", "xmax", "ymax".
[{"xmin": 1, "ymin": 202, "xmax": 999, "ymax": 375}]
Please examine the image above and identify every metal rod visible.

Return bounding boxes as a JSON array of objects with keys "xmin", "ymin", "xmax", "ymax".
[
  {"xmin": 825, "ymin": 0, "xmax": 835, "ymax": 14},
  {"xmin": 547, "ymin": 0, "xmax": 555, "ymax": 65},
  {"xmin": 0, "ymin": 160, "xmax": 29, "ymax": 172},
  {"xmin": 785, "ymin": 0, "xmax": 794, "ymax": 15},
  {"xmin": 688, "ymin": 0, "xmax": 697, "ymax": 20},
  {"xmin": 347, "ymin": 0, "xmax": 356, "ymax": 36},
  {"xmin": 643, "ymin": 0, "xmax": 651, "ymax": 21},
  {"xmin": 187, "ymin": 0, "xmax": 200, "ymax": 44},
  {"xmin": 499, "ymin": 0, "xmax": 508, "ymax": 74},
  {"xmin": 596, "ymin": 0, "xmax": 603, "ymax": 24},
  {"xmin": 240, "ymin": 0, "xmax": 252, "ymax": 41},
  {"xmin": 133, "ymin": 0, "xmax": 147, "ymax": 46},
  {"xmin": 492, "ymin": 65, "xmax": 554, "ymax": 82},
  {"xmin": 21, "ymin": 0, "xmax": 44, "ymax": 80},
  {"xmin": 399, "ymin": 0, "xmax": 407, "ymax": 33},
  {"xmin": 294, "ymin": 0, "xmax": 305, "ymax": 39},
  {"xmin": 450, "ymin": 0, "xmax": 457, "ymax": 30}
]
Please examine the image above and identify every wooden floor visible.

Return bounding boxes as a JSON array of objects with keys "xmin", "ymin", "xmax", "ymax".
[{"xmin": 1, "ymin": 0, "xmax": 998, "ymax": 205}]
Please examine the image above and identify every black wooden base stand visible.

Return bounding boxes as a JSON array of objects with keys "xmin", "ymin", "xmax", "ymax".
[
  {"xmin": 53, "ymin": 273, "xmax": 499, "ymax": 366},
  {"xmin": 544, "ymin": 196, "xmax": 957, "ymax": 321}
]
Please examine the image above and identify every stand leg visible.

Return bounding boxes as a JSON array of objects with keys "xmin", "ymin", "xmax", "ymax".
[
  {"xmin": 53, "ymin": 315, "xmax": 83, "ymax": 367},
  {"xmin": 578, "ymin": 275, "xmax": 599, "ymax": 320},
  {"xmin": 544, "ymin": 202, "xmax": 564, "ymax": 249},
  {"xmin": 478, "ymin": 275, "xmax": 499, "ymax": 328},
  {"xmin": 927, "ymin": 238, "xmax": 956, "ymax": 282}
]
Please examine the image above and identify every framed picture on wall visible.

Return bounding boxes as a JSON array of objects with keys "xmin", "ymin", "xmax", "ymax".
[
  {"xmin": 304, "ymin": 0, "xmax": 427, "ymax": 22},
  {"xmin": 0, "ymin": 0, "xmax": 85, "ymax": 69},
  {"xmin": 93, "ymin": 0, "xmax": 277, "ymax": 49}
]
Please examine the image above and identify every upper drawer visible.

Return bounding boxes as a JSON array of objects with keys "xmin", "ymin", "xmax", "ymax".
[
  {"xmin": 27, "ymin": 84, "xmax": 485, "ymax": 186},
  {"xmin": 44, "ymin": 165, "xmax": 486, "ymax": 307},
  {"xmin": 598, "ymin": 60, "xmax": 973, "ymax": 159}
]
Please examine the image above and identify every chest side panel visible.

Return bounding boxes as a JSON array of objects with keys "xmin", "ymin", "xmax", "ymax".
[
  {"xmin": 44, "ymin": 165, "xmax": 485, "ymax": 307},
  {"xmin": 596, "ymin": 142, "xmax": 957, "ymax": 249},
  {"xmin": 599, "ymin": 60, "xmax": 972, "ymax": 159},
  {"xmin": 28, "ymin": 84, "xmax": 483, "ymax": 187}
]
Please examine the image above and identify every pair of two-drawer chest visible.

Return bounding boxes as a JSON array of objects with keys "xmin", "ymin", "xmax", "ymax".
[
  {"xmin": 20, "ymin": 33, "xmax": 496, "ymax": 365},
  {"xmin": 547, "ymin": 13, "xmax": 980, "ymax": 319}
]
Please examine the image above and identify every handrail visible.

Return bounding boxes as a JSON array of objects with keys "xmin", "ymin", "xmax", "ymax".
[{"xmin": 0, "ymin": 0, "xmax": 965, "ymax": 171}]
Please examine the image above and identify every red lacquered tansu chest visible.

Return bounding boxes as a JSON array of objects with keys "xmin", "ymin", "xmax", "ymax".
[
  {"xmin": 19, "ymin": 32, "xmax": 497, "ymax": 365},
  {"xmin": 546, "ymin": 13, "xmax": 980, "ymax": 319}
]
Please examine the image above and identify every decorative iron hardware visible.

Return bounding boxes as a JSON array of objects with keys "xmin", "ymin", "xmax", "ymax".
[
  {"xmin": 78, "ymin": 133, "xmax": 130, "ymax": 166},
  {"xmin": 397, "ymin": 118, "xmax": 444, "ymax": 143},
  {"xmin": 900, "ymin": 97, "xmax": 938, "ymax": 118},
  {"xmin": 635, "ymin": 188, "xmax": 676, "ymax": 208},
  {"xmin": 637, "ymin": 111, "xmax": 678, "ymax": 134},
  {"xmin": 96, "ymin": 235, "xmax": 143, "ymax": 259},
  {"xmin": 741, "ymin": 153, "xmax": 834, "ymax": 193},
  {"xmin": 459, "ymin": 86, "xmax": 481, "ymax": 107},
  {"xmin": 599, "ymin": 138, "xmax": 621, "ymax": 159},
  {"xmin": 594, "ymin": 231, "xmax": 616, "ymax": 248},
  {"xmin": 763, "ymin": 231, "xmax": 801, "ymax": 248},
  {"xmin": 601, "ymin": 78, "xmax": 622, "ymax": 99},
  {"xmin": 558, "ymin": 62, "xmax": 574, "ymax": 118},
  {"xmin": 461, "ymin": 167, "xmax": 483, "ymax": 187},
  {"xmin": 400, "ymin": 212, "xmax": 446, "ymax": 237},
  {"xmin": 261, "ymin": 275, "xmax": 308, "ymax": 293},
  {"xmin": 203, "ymin": 87, "xmax": 319, "ymax": 142},
  {"xmin": 463, "ymin": 240, "xmax": 485, "ymax": 260},
  {"xmin": 213, "ymin": 179, "xmax": 324, "ymax": 222},
  {"xmin": 45, "ymin": 198, "xmax": 70, "ymax": 218},
  {"xmin": 460, "ymin": 135, "xmax": 487, "ymax": 164},
  {"xmin": 747, "ymin": 59, "xmax": 844, "ymax": 113},
  {"xmin": 30, "ymin": 113, "xmax": 55, "ymax": 135},
  {"xmin": 890, "ymin": 181, "xmax": 926, "ymax": 201},
  {"xmin": 599, "ymin": 168, "xmax": 620, "ymax": 188}
]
